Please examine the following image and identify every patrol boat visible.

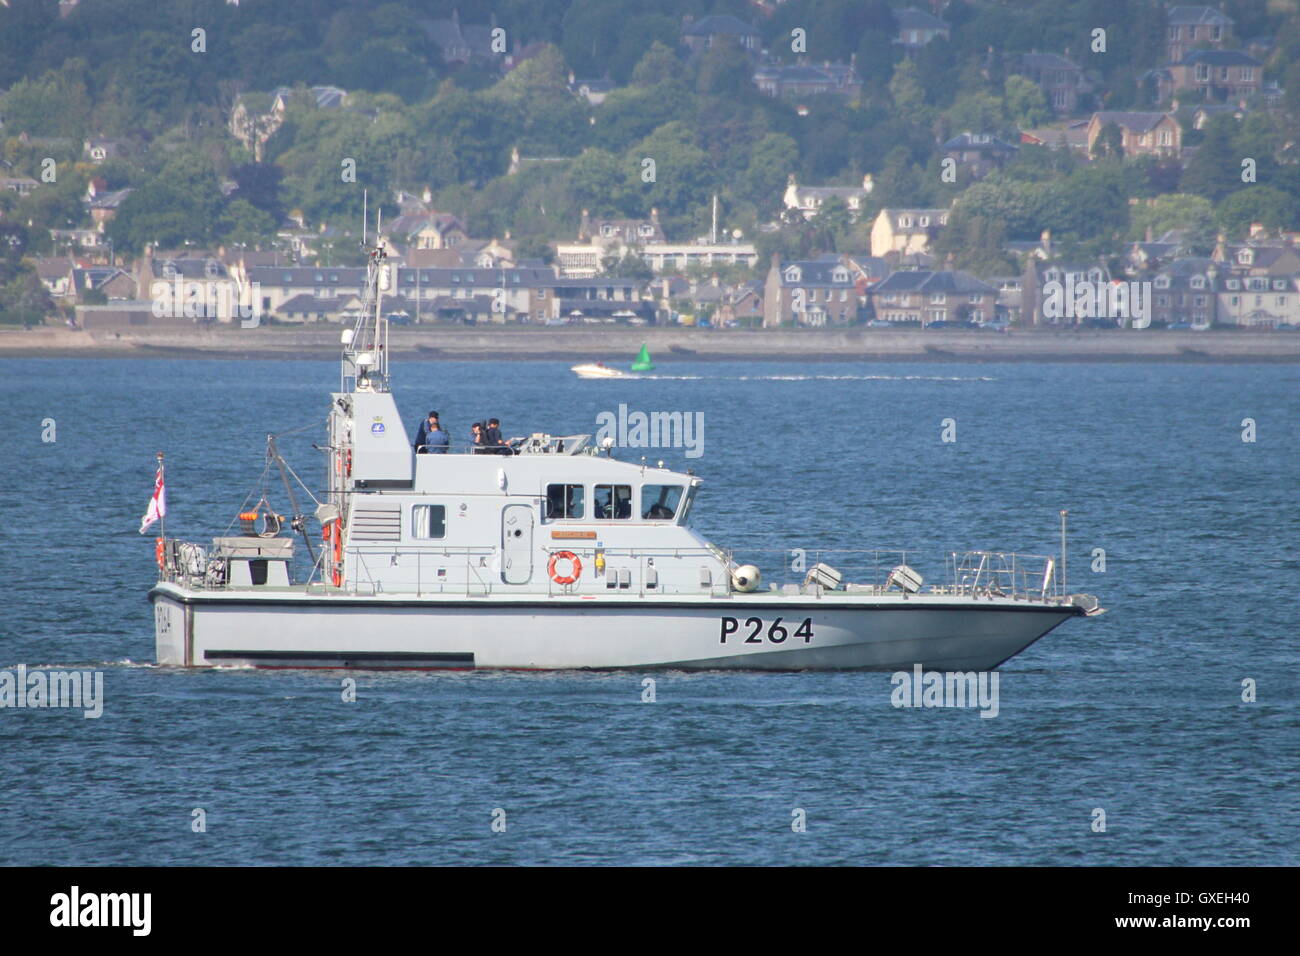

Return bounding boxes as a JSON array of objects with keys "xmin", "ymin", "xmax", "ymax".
[{"xmin": 149, "ymin": 235, "xmax": 1104, "ymax": 671}]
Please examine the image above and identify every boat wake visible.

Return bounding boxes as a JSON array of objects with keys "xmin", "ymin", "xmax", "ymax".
[{"xmin": 632, "ymin": 373, "xmax": 997, "ymax": 382}]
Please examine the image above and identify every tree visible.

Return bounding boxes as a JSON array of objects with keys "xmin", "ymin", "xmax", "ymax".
[
  {"xmin": 1091, "ymin": 122, "xmax": 1124, "ymax": 161},
  {"xmin": 931, "ymin": 213, "xmax": 1014, "ymax": 276},
  {"xmin": 566, "ymin": 148, "xmax": 634, "ymax": 217},
  {"xmin": 1180, "ymin": 115, "xmax": 1241, "ymax": 202},
  {"xmin": 106, "ymin": 152, "xmax": 226, "ymax": 252},
  {"xmin": 627, "ymin": 123, "xmax": 713, "ymax": 230},
  {"xmin": 1128, "ymin": 193, "xmax": 1213, "ymax": 240},
  {"xmin": 217, "ymin": 199, "xmax": 277, "ymax": 246},
  {"xmin": 1215, "ymin": 187, "xmax": 1300, "ymax": 237},
  {"xmin": 888, "ymin": 58, "xmax": 927, "ymax": 118},
  {"xmin": 0, "ymin": 268, "xmax": 52, "ymax": 327},
  {"xmin": 813, "ymin": 197, "xmax": 853, "ymax": 251},
  {"xmin": 231, "ymin": 162, "xmax": 285, "ymax": 223},
  {"xmin": 739, "ymin": 133, "xmax": 799, "ymax": 214},
  {"xmin": 603, "ymin": 251, "xmax": 652, "ymax": 279},
  {"xmin": 630, "ymin": 41, "xmax": 683, "ymax": 88},
  {"xmin": 1004, "ymin": 75, "xmax": 1051, "ymax": 128}
]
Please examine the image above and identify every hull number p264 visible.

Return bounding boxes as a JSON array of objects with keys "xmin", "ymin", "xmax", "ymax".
[{"xmin": 720, "ymin": 617, "xmax": 814, "ymax": 644}]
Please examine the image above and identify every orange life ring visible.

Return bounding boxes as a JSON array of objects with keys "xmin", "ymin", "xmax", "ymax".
[
  {"xmin": 322, "ymin": 522, "xmax": 343, "ymax": 587},
  {"xmin": 548, "ymin": 550, "xmax": 582, "ymax": 585},
  {"xmin": 155, "ymin": 537, "xmax": 165, "ymax": 571}
]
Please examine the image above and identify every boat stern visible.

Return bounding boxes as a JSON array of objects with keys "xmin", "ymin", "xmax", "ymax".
[{"xmin": 149, "ymin": 585, "xmax": 190, "ymax": 666}]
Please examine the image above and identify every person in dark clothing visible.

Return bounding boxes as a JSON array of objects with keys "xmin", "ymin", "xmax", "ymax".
[
  {"xmin": 414, "ymin": 411, "xmax": 450, "ymax": 454},
  {"xmin": 483, "ymin": 418, "xmax": 506, "ymax": 454},
  {"xmin": 469, "ymin": 421, "xmax": 486, "ymax": 452}
]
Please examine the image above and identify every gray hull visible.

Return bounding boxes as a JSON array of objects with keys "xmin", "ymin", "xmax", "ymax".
[{"xmin": 151, "ymin": 586, "xmax": 1080, "ymax": 671}]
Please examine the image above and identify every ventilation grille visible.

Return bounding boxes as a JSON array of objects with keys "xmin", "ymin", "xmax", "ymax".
[{"xmin": 350, "ymin": 502, "xmax": 402, "ymax": 542}]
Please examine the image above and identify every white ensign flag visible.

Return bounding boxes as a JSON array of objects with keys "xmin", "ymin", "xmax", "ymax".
[{"xmin": 139, "ymin": 462, "xmax": 166, "ymax": 534}]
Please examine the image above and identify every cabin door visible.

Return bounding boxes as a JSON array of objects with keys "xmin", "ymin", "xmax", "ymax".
[{"xmin": 500, "ymin": 504, "xmax": 534, "ymax": 585}]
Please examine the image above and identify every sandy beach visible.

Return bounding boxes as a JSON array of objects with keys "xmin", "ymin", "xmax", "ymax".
[{"xmin": 3, "ymin": 324, "xmax": 1300, "ymax": 362}]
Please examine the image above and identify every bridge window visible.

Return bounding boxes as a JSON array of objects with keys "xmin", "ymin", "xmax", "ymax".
[
  {"xmin": 641, "ymin": 484, "xmax": 684, "ymax": 521},
  {"xmin": 594, "ymin": 484, "xmax": 632, "ymax": 520},
  {"xmin": 411, "ymin": 504, "xmax": 446, "ymax": 539},
  {"xmin": 545, "ymin": 483, "xmax": 585, "ymax": 519}
]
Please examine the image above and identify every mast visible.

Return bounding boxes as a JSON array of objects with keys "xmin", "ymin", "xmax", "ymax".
[{"xmin": 340, "ymin": 209, "xmax": 391, "ymax": 394}]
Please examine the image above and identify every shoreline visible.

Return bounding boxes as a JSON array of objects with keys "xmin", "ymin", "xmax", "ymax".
[{"xmin": 3, "ymin": 325, "xmax": 1300, "ymax": 362}]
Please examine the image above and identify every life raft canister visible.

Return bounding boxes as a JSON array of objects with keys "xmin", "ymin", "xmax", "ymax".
[{"xmin": 548, "ymin": 550, "xmax": 582, "ymax": 585}]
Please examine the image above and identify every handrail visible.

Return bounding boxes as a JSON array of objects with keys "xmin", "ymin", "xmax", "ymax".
[{"xmin": 158, "ymin": 537, "xmax": 1068, "ymax": 604}]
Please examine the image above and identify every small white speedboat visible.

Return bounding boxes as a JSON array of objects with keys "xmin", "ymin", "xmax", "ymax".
[{"xmin": 570, "ymin": 362, "xmax": 630, "ymax": 379}]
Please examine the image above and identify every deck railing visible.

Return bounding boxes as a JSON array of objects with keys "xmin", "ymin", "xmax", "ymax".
[{"xmin": 158, "ymin": 538, "xmax": 1066, "ymax": 604}]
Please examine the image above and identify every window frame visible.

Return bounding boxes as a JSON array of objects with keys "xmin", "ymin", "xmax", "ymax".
[
  {"xmin": 544, "ymin": 483, "xmax": 586, "ymax": 521},
  {"xmin": 593, "ymin": 484, "xmax": 633, "ymax": 521},
  {"xmin": 410, "ymin": 504, "xmax": 447, "ymax": 539}
]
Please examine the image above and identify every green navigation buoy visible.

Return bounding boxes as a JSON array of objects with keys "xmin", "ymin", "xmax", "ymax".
[{"xmin": 630, "ymin": 343, "xmax": 655, "ymax": 372}]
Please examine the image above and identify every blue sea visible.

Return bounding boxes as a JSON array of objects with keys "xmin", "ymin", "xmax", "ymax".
[{"xmin": 1, "ymin": 357, "xmax": 1297, "ymax": 865}]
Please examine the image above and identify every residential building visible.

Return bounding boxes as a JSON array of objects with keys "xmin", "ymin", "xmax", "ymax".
[
  {"xmin": 681, "ymin": 14, "xmax": 761, "ymax": 54},
  {"xmin": 1166, "ymin": 5, "xmax": 1234, "ymax": 63},
  {"xmin": 1169, "ymin": 49, "xmax": 1262, "ymax": 101},
  {"xmin": 0, "ymin": 176, "xmax": 39, "ymax": 196},
  {"xmin": 1009, "ymin": 52, "xmax": 1088, "ymax": 113},
  {"xmin": 942, "ymin": 132, "xmax": 1018, "ymax": 179},
  {"xmin": 73, "ymin": 265, "xmax": 136, "ymax": 302},
  {"xmin": 639, "ymin": 241, "xmax": 758, "ymax": 273},
  {"xmin": 1086, "ymin": 111, "xmax": 1181, "ymax": 158},
  {"xmin": 1151, "ymin": 258, "xmax": 1218, "ymax": 325},
  {"xmin": 753, "ymin": 61, "xmax": 862, "ymax": 99},
  {"xmin": 762, "ymin": 255, "xmax": 860, "ymax": 327},
  {"xmin": 567, "ymin": 75, "xmax": 614, "ymax": 106},
  {"xmin": 138, "ymin": 251, "xmax": 245, "ymax": 321},
  {"xmin": 783, "ymin": 174, "xmax": 874, "ymax": 221},
  {"xmin": 1021, "ymin": 260, "xmax": 1111, "ymax": 325},
  {"xmin": 34, "ymin": 257, "xmax": 76, "ymax": 301},
  {"xmin": 986, "ymin": 276, "xmax": 1025, "ymax": 324},
  {"xmin": 1214, "ymin": 271, "xmax": 1298, "ymax": 327},
  {"xmin": 385, "ymin": 211, "xmax": 468, "ymax": 252},
  {"xmin": 1018, "ymin": 121, "xmax": 1091, "ymax": 152},
  {"xmin": 894, "ymin": 8, "xmax": 949, "ymax": 50},
  {"xmin": 83, "ymin": 138, "xmax": 125, "ymax": 164},
  {"xmin": 228, "ymin": 85, "xmax": 347, "ymax": 160},
  {"xmin": 555, "ymin": 210, "xmax": 668, "ymax": 277},
  {"xmin": 869, "ymin": 208, "xmax": 950, "ymax": 259},
  {"xmin": 85, "ymin": 183, "xmax": 132, "ymax": 232},
  {"xmin": 717, "ymin": 281, "xmax": 764, "ymax": 326},
  {"xmin": 869, "ymin": 270, "xmax": 998, "ymax": 326},
  {"xmin": 553, "ymin": 277, "xmax": 653, "ymax": 324}
]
